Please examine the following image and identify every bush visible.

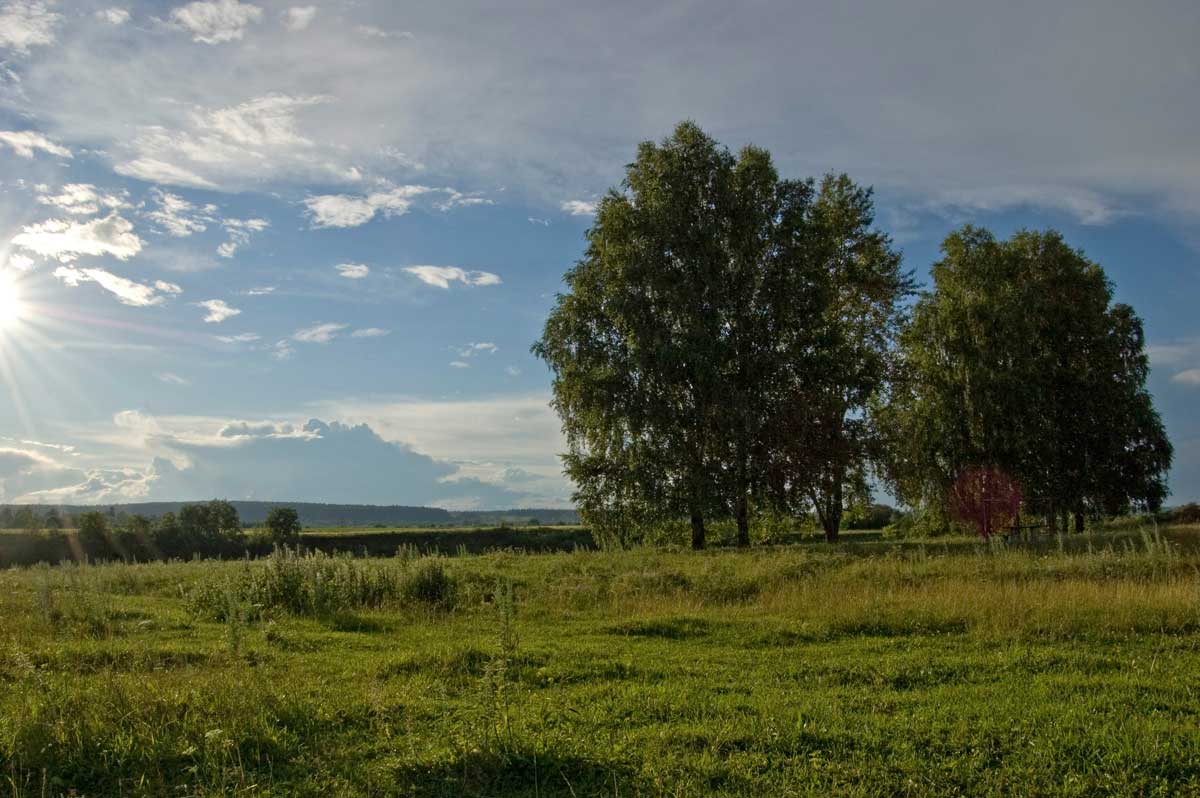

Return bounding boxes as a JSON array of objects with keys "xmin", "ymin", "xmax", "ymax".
[{"xmin": 400, "ymin": 559, "xmax": 457, "ymax": 610}]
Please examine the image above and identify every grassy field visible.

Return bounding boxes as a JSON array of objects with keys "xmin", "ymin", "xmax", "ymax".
[{"xmin": 2, "ymin": 525, "xmax": 1200, "ymax": 796}]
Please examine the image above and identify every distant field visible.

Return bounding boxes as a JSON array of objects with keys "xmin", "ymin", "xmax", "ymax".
[{"xmin": 2, "ymin": 525, "xmax": 1199, "ymax": 796}]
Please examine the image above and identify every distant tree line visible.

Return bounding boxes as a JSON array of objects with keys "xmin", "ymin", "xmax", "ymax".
[
  {"xmin": 0, "ymin": 501, "xmax": 303, "ymax": 565},
  {"xmin": 535, "ymin": 122, "xmax": 1173, "ymax": 548}
]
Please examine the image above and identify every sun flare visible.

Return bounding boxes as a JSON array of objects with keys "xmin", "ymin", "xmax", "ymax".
[{"xmin": 0, "ymin": 272, "xmax": 25, "ymax": 330}]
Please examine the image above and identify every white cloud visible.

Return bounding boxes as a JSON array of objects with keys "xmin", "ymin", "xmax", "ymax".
[
  {"xmin": 145, "ymin": 189, "xmax": 215, "ymax": 236},
  {"xmin": 336, "ymin": 262, "xmax": 370, "ymax": 279},
  {"xmin": 0, "ymin": 1, "xmax": 61, "ymax": 53},
  {"xmin": 303, "ymin": 185, "xmax": 490, "ymax": 228},
  {"xmin": 457, "ymin": 341, "xmax": 498, "ymax": 357},
  {"xmin": 926, "ymin": 185, "xmax": 1122, "ymax": 226},
  {"xmin": 281, "ymin": 5, "xmax": 315, "ymax": 31},
  {"xmin": 97, "ymin": 7, "xmax": 130, "ymax": 24},
  {"xmin": 12, "ymin": 214, "xmax": 143, "ymax": 263},
  {"xmin": 38, "ymin": 183, "xmax": 129, "ymax": 215},
  {"xmin": 292, "ymin": 322, "xmax": 347, "ymax": 343},
  {"xmin": 169, "ymin": 0, "xmax": 263, "ymax": 45},
  {"xmin": 528, "ymin": 217, "xmax": 550, "ymax": 226},
  {"xmin": 0, "ymin": 130, "xmax": 70, "ymax": 159},
  {"xmin": 52, "ymin": 267, "xmax": 180, "ymax": 307},
  {"xmin": 156, "ymin": 372, "xmax": 190, "ymax": 386},
  {"xmin": 303, "ymin": 185, "xmax": 432, "ymax": 228},
  {"xmin": 352, "ymin": 327, "xmax": 389, "ymax": 338},
  {"xmin": 217, "ymin": 217, "xmax": 268, "ymax": 257},
  {"xmin": 272, "ymin": 340, "xmax": 295, "ymax": 360},
  {"xmin": 215, "ymin": 332, "xmax": 261, "ymax": 343},
  {"xmin": 194, "ymin": 299, "xmax": 241, "ymax": 323},
  {"xmin": 356, "ymin": 24, "xmax": 411, "ymax": 39},
  {"xmin": 114, "ymin": 94, "xmax": 333, "ymax": 191},
  {"xmin": 1172, "ymin": 370, "xmax": 1200, "ymax": 387},
  {"xmin": 505, "ymin": 366, "xmax": 522, "ymax": 377},
  {"xmin": 449, "ymin": 361, "xmax": 470, "ymax": 369},
  {"xmin": 1148, "ymin": 339, "xmax": 1200, "ymax": 367},
  {"xmin": 561, "ymin": 199, "xmax": 597, "ymax": 217},
  {"xmin": 403, "ymin": 265, "xmax": 502, "ymax": 289},
  {"xmin": 114, "ymin": 159, "xmax": 218, "ymax": 190},
  {"xmin": 3, "ymin": 254, "xmax": 35, "ymax": 272}
]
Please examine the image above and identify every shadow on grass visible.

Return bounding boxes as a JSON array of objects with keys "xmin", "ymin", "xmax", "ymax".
[{"xmin": 389, "ymin": 747, "xmax": 641, "ymax": 798}]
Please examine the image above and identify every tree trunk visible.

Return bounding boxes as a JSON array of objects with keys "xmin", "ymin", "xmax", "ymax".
[
  {"xmin": 690, "ymin": 511, "xmax": 706, "ymax": 551},
  {"xmin": 822, "ymin": 480, "xmax": 843, "ymax": 543},
  {"xmin": 735, "ymin": 495, "xmax": 750, "ymax": 547},
  {"xmin": 1073, "ymin": 510, "xmax": 1084, "ymax": 534}
]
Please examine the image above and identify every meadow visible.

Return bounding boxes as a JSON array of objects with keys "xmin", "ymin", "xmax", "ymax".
[{"xmin": 2, "ymin": 524, "xmax": 1200, "ymax": 796}]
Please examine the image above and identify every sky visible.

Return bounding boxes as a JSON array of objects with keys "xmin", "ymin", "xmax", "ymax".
[{"xmin": 0, "ymin": 0, "xmax": 1197, "ymax": 509}]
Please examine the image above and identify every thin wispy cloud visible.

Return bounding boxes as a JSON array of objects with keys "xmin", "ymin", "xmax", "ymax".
[
  {"xmin": 336, "ymin": 263, "xmax": 370, "ymax": 279},
  {"xmin": 351, "ymin": 327, "xmax": 389, "ymax": 338},
  {"xmin": 156, "ymin": 372, "xmax": 190, "ymax": 386},
  {"xmin": 0, "ymin": 130, "xmax": 70, "ymax": 159},
  {"xmin": 215, "ymin": 332, "xmax": 261, "ymax": 344},
  {"xmin": 52, "ymin": 267, "xmax": 181, "ymax": 307},
  {"xmin": 404, "ymin": 265, "xmax": 501, "ymax": 289},
  {"xmin": 145, "ymin": 189, "xmax": 215, "ymax": 236},
  {"xmin": 38, "ymin": 184, "xmax": 128, "ymax": 215},
  {"xmin": 217, "ymin": 217, "xmax": 268, "ymax": 257},
  {"xmin": 292, "ymin": 322, "xmax": 348, "ymax": 343},
  {"xmin": 96, "ymin": 7, "xmax": 130, "ymax": 25}
]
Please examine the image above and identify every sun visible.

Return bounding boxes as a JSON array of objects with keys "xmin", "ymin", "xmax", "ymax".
[{"xmin": 0, "ymin": 271, "xmax": 25, "ymax": 330}]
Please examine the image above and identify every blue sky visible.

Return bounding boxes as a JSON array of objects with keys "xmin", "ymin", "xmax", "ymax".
[{"xmin": 0, "ymin": 0, "xmax": 1197, "ymax": 508}]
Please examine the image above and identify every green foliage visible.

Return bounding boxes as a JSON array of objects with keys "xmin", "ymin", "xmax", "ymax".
[
  {"xmin": 879, "ymin": 226, "xmax": 1172, "ymax": 527},
  {"xmin": 536, "ymin": 122, "xmax": 905, "ymax": 547},
  {"xmin": 264, "ymin": 506, "xmax": 302, "ymax": 545}
]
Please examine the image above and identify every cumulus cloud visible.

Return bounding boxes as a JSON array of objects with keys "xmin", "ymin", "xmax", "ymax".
[
  {"xmin": 0, "ymin": 130, "xmax": 70, "ymax": 159},
  {"xmin": 292, "ymin": 322, "xmax": 347, "ymax": 343},
  {"xmin": 52, "ymin": 267, "xmax": 181, "ymax": 307},
  {"xmin": 561, "ymin": 199, "xmax": 597, "ymax": 216},
  {"xmin": 335, "ymin": 262, "xmax": 370, "ymax": 279},
  {"xmin": 145, "ymin": 189, "xmax": 216, "ymax": 236},
  {"xmin": 117, "ymin": 418, "xmax": 526, "ymax": 505},
  {"xmin": 194, "ymin": 299, "xmax": 241, "ymax": 323},
  {"xmin": 0, "ymin": 1, "xmax": 61, "ymax": 53},
  {"xmin": 169, "ymin": 0, "xmax": 263, "ymax": 44},
  {"xmin": 97, "ymin": 7, "xmax": 130, "ymax": 24},
  {"xmin": 217, "ymin": 217, "xmax": 268, "ymax": 257},
  {"xmin": 404, "ymin": 265, "xmax": 501, "ymax": 289},
  {"xmin": 12, "ymin": 214, "xmax": 143, "ymax": 263},
  {"xmin": 3, "ymin": 253, "xmax": 35, "ymax": 272},
  {"xmin": 38, "ymin": 183, "xmax": 129, "ymax": 215},
  {"xmin": 282, "ymin": 5, "xmax": 315, "ymax": 31}
]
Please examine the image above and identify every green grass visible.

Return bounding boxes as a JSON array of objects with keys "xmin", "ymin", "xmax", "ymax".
[{"xmin": 2, "ymin": 526, "xmax": 1200, "ymax": 796}]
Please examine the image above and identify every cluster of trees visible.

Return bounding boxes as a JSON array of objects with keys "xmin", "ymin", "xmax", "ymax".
[
  {"xmin": 536, "ymin": 122, "xmax": 1172, "ymax": 548},
  {"xmin": 0, "ymin": 505, "xmax": 70, "ymax": 532},
  {"xmin": 4, "ymin": 501, "xmax": 303, "ymax": 564}
]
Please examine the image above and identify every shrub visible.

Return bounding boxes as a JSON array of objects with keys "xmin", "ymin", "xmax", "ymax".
[{"xmin": 401, "ymin": 559, "xmax": 458, "ymax": 610}]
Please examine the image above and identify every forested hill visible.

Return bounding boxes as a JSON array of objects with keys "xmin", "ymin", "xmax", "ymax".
[{"xmin": 2, "ymin": 502, "xmax": 579, "ymax": 528}]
